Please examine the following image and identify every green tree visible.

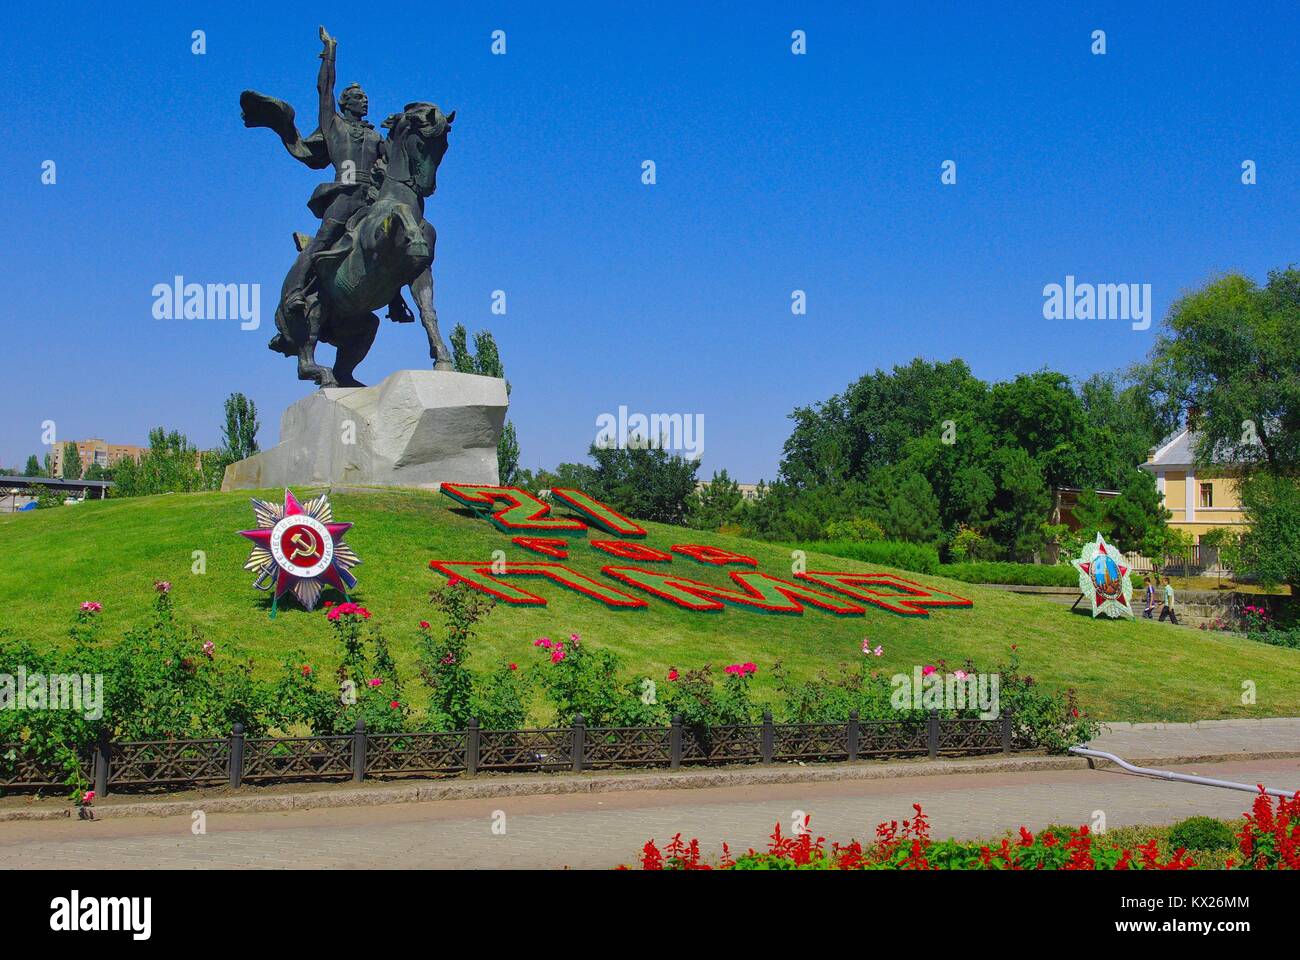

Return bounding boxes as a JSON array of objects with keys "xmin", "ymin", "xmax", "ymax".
[
  {"xmin": 779, "ymin": 358, "xmax": 985, "ymax": 489},
  {"xmin": 987, "ymin": 448, "xmax": 1051, "ymax": 561},
  {"xmin": 1142, "ymin": 268, "xmax": 1300, "ymax": 473},
  {"xmin": 23, "ymin": 454, "xmax": 42, "ymax": 477},
  {"xmin": 1070, "ymin": 488, "xmax": 1111, "ymax": 538},
  {"xmin": 220, "ymin": 392, "xmax": 261, "ymax": 463},
  {"xmin": 586, "ymin": 442, "xmax": 701, "ymax": 526},
  {"xmin": 1106, "ymin": 470, "xmax": 1170, "ymax": 553},
  {"xmin": 59, "ymin": 443, "xmax": 83, "ymax": 480},
  {"xmin": 1239, "ymin": 474, "xmax": 1300, "ymax": 591},
  {"xmin": 1198, "ymin": 526, "xmax": 1239, "ymax": 588},
  {"xmin": 449, "ymin": 324, "xmax": 519, "ymax": 483},
  {"xmin": 449, "ymin": 323, "xmax": 475, "ymax": 374},
  {"xmin": 1141, "ymin": 267, "xmax": 1300, "ymax": 589},
  {"xmin": 986, "ymin": 371, "xmax": 1088, "ymax": 490},
  {"xmin": 687, "ymin": 469, "xmax": 744, "ymax": 531},
  {"xmin": 497, "ymin": 421, "xmax": 521, "ymax": 486},
  {"xmin": 868, "ymin": 469, "xmax": 941, "ymax": 546},
  {"xmin": 1077, "ymin": 373, "xmax": 1168, "ymax": 489},
  {"xmin": 112, "ymin": 429, "xmax": 205, "ymax": 497}
]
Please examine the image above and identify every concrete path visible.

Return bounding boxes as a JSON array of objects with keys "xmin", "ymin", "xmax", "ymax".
[
  {"xmin": 1090, "ymin": 717, "xmax": 1300, "ymax": 760},
  {"xmin": 1, "ymin": 756, "xmax": 1294, "ymax": 869}
]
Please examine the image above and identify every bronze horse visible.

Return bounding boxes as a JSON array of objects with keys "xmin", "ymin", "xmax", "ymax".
[{"xmin": 274, "ymin": 101, "xmax": 456, "ymax": 387}]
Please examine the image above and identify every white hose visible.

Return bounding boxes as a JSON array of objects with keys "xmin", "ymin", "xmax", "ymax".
[{"xmin": 1068, "ymin": 746, "xmax": 1296, "ymax": 799}]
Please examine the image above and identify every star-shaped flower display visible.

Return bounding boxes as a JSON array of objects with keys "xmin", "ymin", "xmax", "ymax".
[
  {"xmin": 239, "ymin": 489, "xmax": 360, "ymax": 612},
  {"xmin": 1071, "ymin": 532, "xmax": 1133, "ymax": 619}
]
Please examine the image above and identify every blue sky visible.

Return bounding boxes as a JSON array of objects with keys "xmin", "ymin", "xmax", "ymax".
[{"xmin": 3, "ymin": 2, "xmax": 1298, "ymax": 481}]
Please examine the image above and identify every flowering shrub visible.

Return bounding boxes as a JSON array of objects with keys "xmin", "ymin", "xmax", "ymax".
[
  {"xmin": 533, "ymin": 633, "xmax": 667, "ymax": 726},
  {"xmin": 1239, "ymin": 604, "xmax": 1300, "ymax": 649},
  {"xmin": 771, "ymin": 647, "xmax": 1098, "ymax": 754},
  {"xmin": 665, "ymin": 663, "xmax": 758, "ymax": 731},
  {"xmin": 630, "ymin": 789, "xmax": 1300, "ymax": 870},
  {"xmin": 1242, "ymin": 604, "xmax": 1272, "ymax": 633},
  {"xmin": 469, "ymin": 660, "xmax": 533, "ymax": 730},
  {"xmin": 417, "ymin": 585, "xmax": 491, "ymax": 730},
  {"xmin": 0, "ymin": 587, "xmax": 267, "ymax": 797},
  {"xmin": 272, "ymin": 601, "xmax": 407, "ymax": 735}
]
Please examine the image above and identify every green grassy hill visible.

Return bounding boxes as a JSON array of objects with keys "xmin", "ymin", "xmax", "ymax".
[{"xmin": 2, "ymin": 487, "xmax": 1296, "ymax": 722}]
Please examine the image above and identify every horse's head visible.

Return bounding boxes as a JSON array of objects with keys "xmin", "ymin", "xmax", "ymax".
[{"xmin": 383, "ymin": 101, "xmax": 455, "ymax": 198}]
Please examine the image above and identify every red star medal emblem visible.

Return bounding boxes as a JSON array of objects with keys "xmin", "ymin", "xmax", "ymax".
[{"xmin": 239, "ymin": 489, "xmax": 360, "ymax": 612}]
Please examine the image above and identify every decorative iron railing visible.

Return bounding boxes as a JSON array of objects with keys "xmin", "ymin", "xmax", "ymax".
[{"xmin": 0, "ymin": 709, "xmax": 1017, "ymax": 796}]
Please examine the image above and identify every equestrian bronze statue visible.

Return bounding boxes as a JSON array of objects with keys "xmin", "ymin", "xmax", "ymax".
[{"xmin": 240, "ymin": 26, "xmax": 454, "ymax": 386}]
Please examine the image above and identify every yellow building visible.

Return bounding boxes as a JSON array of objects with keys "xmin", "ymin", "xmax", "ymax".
[
  {"xmin": 1140, "ymin": 427, "xmax": 1247, "ymax": 543},
  {"xmin": 51, "ymin": 439, "xmax": 147, "ymax": 478}
]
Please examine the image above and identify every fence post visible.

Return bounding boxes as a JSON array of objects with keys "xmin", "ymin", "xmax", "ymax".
[
  {"xmin": 465, "ymin": 717, "xmax": 479, "ymax": 776},
  {"xmin": 93, "ymin": 729, "xmax": 110, "ymax": 797},
  {"xmin": 927, "ymin": 710, "xmax": 939, "ymax": 759},
  {"xmin": 572, "ymin": 713, "xmax": 585, "ymax": 774},
  {"xmin": 847, "ymin": 710, "xmax": 860, "ymax": 762},
  {"xmin": 761, "ymin": 710, "xmax": 774, "ymax": 765},
  {"xmin": 1001, "ymin": 708, "xmax": 1012, "ymax": 755},
  {"xmin": 229, "ymin": 723, "xmax": 245, "ymax": 789},
  {"xmin": 351, "ymin": 718, "xmax": 366, "ymax": 783},
  {"xmin": 670, "ymin": 714, "xmax": 683, "ymax": 769}
]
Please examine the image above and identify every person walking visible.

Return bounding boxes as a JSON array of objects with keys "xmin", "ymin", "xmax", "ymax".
[
  {"xmin": 1142, "ymin": 575, "xmax": 1156, "ymax": 619},
  {"xmin": 1158, "ymin": 576, "xmax": 1179, "ymax": 625}
]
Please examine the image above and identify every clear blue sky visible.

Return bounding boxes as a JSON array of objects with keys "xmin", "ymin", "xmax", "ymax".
[{"xmin": 3, "ymin": 2, "xmax": 1297, "ymax": 481}]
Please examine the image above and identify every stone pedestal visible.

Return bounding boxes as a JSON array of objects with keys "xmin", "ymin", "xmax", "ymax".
[{"xmin": 222, "ymin": 370, "xmax": 507, "ymax": 491}]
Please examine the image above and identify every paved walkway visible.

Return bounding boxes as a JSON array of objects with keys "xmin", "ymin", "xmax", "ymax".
[
  {"xmin": 1090, "ymin": 717, "xmax": 1300, "ymax": 759},
  {"xmin": 1, "ymin": 756, "xmax": 1295, "ymax": 869}
]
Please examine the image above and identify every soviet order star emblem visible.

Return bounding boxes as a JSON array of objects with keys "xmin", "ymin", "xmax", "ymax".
[
  {"xmin": 239, "ymin": 489, "xmax": 360, "ymax": 613},
  {"xmin": 1071, "ymin": 532, "xmax": 1133, "ymax": 619}
]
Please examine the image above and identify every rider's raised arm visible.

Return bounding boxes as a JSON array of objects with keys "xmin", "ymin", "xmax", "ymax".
[{"xmin": 317, "ymin": 26, "xmax": 337, "ymax": 134}]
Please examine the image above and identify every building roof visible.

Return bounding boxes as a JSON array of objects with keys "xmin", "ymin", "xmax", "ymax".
[{"xmin": 1141, "ymin": 425, "xmax": 1243, "ymax": 471}]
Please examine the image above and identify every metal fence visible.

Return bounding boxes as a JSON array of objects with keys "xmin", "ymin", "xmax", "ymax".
[
  {"xmin": 1123, "ymin": 546, "xmax": 1229, "ymax": 577},
  {"xmin": 1, "ymin": 709, "xmax": 1017, "ymax": 796}
]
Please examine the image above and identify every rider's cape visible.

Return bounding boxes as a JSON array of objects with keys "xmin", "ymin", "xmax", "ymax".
[{"xmin": 240, "ymin": 90, "xmax": 331, "ymax": 170}]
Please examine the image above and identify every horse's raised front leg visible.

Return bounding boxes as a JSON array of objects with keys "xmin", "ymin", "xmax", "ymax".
[
  {"xmin": 411, "ymin": 266, "xmax": 453, "ymax": 370},
  {"xmin": 296, "ymin": 298, "xmax": 339, "ymax": 388}
]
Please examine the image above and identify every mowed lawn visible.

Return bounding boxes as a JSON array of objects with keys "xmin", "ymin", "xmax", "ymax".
[{"xmin": 1, "ymin": 487, "xmax": 1297, "ymax": 722}]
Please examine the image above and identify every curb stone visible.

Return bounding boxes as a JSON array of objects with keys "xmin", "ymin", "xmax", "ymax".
[{"xmin": 4, "ymin": 748, "xmax": 1297, "ymax": 823}]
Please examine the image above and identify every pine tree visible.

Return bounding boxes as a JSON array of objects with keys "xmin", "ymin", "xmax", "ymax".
[{"xmin": 23, "ymin": 454, "xmax": 41, "ymax": 477}]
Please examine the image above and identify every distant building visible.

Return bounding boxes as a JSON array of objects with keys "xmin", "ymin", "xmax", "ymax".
[
  {"xmin": 694, "ymin": 479, "xmax": 764, "ymax": 501},
  {"xmin": 1049, "ymin": 486, "xmax": 1121, "ymax": 530},
  {"xmin": 1139, "ymin": 426, "xmax": 1247, "ymax": 543},
  {"xmin": 51, "ymin": 439, "xmax": 147, "ymax": 478}
]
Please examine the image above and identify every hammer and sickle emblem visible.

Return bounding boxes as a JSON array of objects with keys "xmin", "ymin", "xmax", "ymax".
[{"xmin": 289, "ymin": 530, "xmax": 321, "ymax": 561}]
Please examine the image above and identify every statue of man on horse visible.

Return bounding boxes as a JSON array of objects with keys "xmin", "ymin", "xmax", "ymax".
[{"xmin": 240, "ymin": 26, "xmax": 454, "ymax": 387}]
